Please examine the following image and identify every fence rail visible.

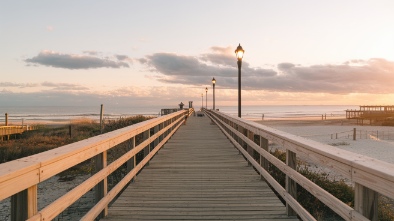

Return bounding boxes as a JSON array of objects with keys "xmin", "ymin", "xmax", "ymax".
[
  {"xmin": 0, "ymin": 125, "xmax": 37, "ymax": 137},
  {"xmin": 205, "ymin": 109, "xmax": 394, "ymax": 221},
  {"xmin": 298, "ymin": 129, "xmax": 394, "ymax": 141},
  {"xmin": 0, "ymin": 109, "xmax": 192, "ymax": 221}
]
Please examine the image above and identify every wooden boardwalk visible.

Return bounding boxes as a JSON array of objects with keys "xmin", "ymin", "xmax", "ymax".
[{"xmin": 103, "ymin": 115, "xmax": 298, "ymax": 220}]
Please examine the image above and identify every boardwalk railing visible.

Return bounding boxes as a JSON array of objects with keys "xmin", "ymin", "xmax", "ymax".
[
  {"xmin": 205, "ymin": 109, "xmax": 394, "ymax": 221},
  {"xmin": 0, "ymin": 108, "xmax": 193, "ymax": 221}
]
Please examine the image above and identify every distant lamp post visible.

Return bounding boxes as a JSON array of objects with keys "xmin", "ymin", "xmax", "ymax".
[
  {"xmin": 201, "ymin": 93, "xmax": 203, "ymax": 110},
  {"xmin": 212, "ymin": 77, "xmax": 216, "ymax": 110},
  {"xmin": 235, "ymin": 43, "xmax": 244, "ymax": 118},
  {"xmin": 205, "ymin": 87, "xmax": 208, "ymax": 109},
  {"xmin": 179, "ymin": 102, "xmax": 184, "ymax": 110}
]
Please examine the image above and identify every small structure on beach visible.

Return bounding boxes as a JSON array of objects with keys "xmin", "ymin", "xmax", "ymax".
[
  {"xmin": 346, "ymin": 105, "xmax": 394, "ymax": 125},
  {"xmin": 160, "ymin": 108, "xmax": 179, "ymax": 116}
]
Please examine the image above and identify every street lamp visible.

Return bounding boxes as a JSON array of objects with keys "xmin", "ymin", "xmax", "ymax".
[
  {"xmin": 235, "ymin": 43, "xmax": 244, "ymax": 118},
  {"xmin": 212, "ymin": 77, "xmax": 216, "ymax": 110},
  {"xmin": 205, "ymin": 87, "xmax": 208, "ymax": 109},
  {"xmin": 201, "ymin": 93, "xmax": 203, "ymax": 110}
]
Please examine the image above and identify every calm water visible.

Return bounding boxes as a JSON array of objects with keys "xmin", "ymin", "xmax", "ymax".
[{"xmin": 0, "ymin": 105, "xmax": 358, "ymax": 123}]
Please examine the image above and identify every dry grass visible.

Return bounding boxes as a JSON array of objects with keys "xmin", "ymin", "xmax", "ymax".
[{"xmin": 0, "ymin": 115, "xmax": 152, "ymax": 164}]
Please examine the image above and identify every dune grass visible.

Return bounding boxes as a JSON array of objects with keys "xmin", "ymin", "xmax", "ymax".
[
  {"xmin": 268, "ymin": 149, "xmax": 394, "ymax": 221},
  {"xmin": 0, "ymin": 115, "xmax": 152, "ymax": 164}
]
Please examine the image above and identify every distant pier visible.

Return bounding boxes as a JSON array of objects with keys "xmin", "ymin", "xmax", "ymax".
[{"xmin": 346, "ymin": 105, "xmax": 394, "ymax": 125}]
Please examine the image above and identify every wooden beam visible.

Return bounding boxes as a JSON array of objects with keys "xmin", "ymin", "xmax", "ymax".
[
  {"xmin": 143, "ymin": 129, "xmax": 150, "ymax": 166},
  {"xmin": 94, "ymin": 150, "xmax": 108, "ymax": 219},
  {"xmin": 11, "ymin": 189, "xmax": 27, "ymax": 221},
  {"xmin": 27, "ymin": 185, "xmax": 38, "ymax": 218},
  {"xmin": 354, "ymin": 183, "xmax": 378, "ymax": 221},
  {"xmin": 286, "ymin": 150, "xmax": 297, "ymax": 216},
  {"xmin": 126, "ymin": 137, "xmax": 135, "ymax": 182},
  {"xmin": 259, "ymin": 136, "xmax": 269, "ymax": 180}
]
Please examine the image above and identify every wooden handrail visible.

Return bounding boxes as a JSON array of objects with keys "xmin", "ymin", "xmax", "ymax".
[
  {"xmin": 205, "ymin": 109, "xmax": 394, "ymax": 221},
  {"xmin": 0, "ymin": 110, "xmax": 187, "ymax": 220}
]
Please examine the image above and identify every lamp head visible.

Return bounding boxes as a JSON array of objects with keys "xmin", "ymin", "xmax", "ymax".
[
  {"xmin": 212, "ymin": 77, "xmax": 216, "ymax": 85},
  {"xmin": 205, "ymin": 87, "xmax": 208, "ymax": 92},
  {"xmin": 235, "ymin": 43, "xmax": 244, "ymax": 60}
]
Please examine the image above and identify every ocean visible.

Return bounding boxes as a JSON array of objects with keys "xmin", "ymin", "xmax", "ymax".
[{"xmin": 0, "ymin": 105, "xmax": 358, "ymax": 124}]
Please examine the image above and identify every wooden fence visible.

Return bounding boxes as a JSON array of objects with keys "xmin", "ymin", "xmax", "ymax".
[
  {"xmin": 0, "ymin": 109, "xmax": 193, "ymax": 221},
  {"xmin": 0, "ymin": 125, "xmax": 37, "ymax": 136},
  {"xmin": 205, "ymin": 109, "xmax": 394, "ymax": 221}
]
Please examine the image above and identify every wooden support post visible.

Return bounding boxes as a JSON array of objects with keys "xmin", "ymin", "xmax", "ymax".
[
  {"xmin": 259, "ymin": 136, "xmax": 269, "ymax": 180},
  {"xmin": 158, "ymin": 122, "xmax": 164, "ymax": 143},
  {"xmin": 153, "ymin": 125, "xmax": 159, "ymax": 151},
  {"xmin": 127, "ymin": 137, "xmax": 135, "ymax": 182},
  {"xmin": 11, "ymin": 190, "xmax": 27, "ymax": 221},
  {"xmin": 27, "ymin": 185, "xmax": 38, "ymax": 218},
  {"xmin": 353, "ymin": 128, "xmax": 356, "ymax": 141},
  {"xmin": 355, "ymin": 183, "xmax": 378, "ymax": 221},
  {"xmin": 11, "ymin": 185, "xmax": 37, "ymax": 220},
  {"xmin": 5, "ymin": 113, "xmax": 9, "ymax": 140},
  {"xmin": 94, "ymin": 151, "xmax": 108, "ymax": 219},
  {"xmin": 247, "ymin": 130, "xmax": 254, "ymax": 166},
  {"xmin": 143, "ymin": 129, "xmax": 150, "ymax": 166},
  {"xmin": 238, "ymin": 126, "xmax": 244, "ymax": 148},
  {"xmin": 286, "ymin": 150, "xmax": 297, "ymax": 216},
  {"xmin": 100, "ymin": 104, "xmax": 104, "ymax": 134}
]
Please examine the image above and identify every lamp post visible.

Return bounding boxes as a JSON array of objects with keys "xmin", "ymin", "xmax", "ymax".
[
  {"xmin": 201, "ymin": 93, "xmax": 203, "ymax": 110},
  {"xmin": 205, "ymin": 87, "xmax": 208, "ymax": 109},
  {"xmin": 235, "ymin": 43, "xmax": 244, "ymax": 118},
  {"xmin": 212, "ymin": 77, "xmax": 216, "ymax": 110}
]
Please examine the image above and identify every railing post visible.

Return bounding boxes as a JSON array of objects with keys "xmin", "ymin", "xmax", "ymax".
[
  {"xmin": 353, "ymin": 128, "xmax": 356, "ymax": 141},
  {"xmin": 100, "ymin": 104, "xmax": 104, "ymax": 134},
  {"xmin": 94, "ymin": 150, "xmax": 108, "ymax": 218},
  {"xmin": 354, "ymin": 183, "xmax": 378, "ymax": 221},
  {"xmin": 247, "ymin": 130, "xmax": 254, "ymax": 166},
  {"xmin": 153, "ymin": 125, "xmax": 159, "ymax": 151},
  {"xmin": 159, "ymin": 122, "xmax": 164, "ymax": 143},
  {"xmin": 143, "ymin": 128, "xmax": 151, "ymax": 166},
  {"xmin": 236, "ymin": 124, "xmax": 241, "ymax": 154},
  {"xmin": 11, "ymin": 190, "xmax": 27, "ymax": 221},
  {"xmin": 286, "ymin": 150, "xmax": 297, "ymax": 216},
  {"xmin": 259, "ymin": 136, "xmax": 269, "ymax": 180},
  {"xmin": 11, "ymin": 185, "xmax": 37, "ymax": 221},
  {"xmin": 127, "ymin": 137, "xmax": 136, "ymax": 182},
  {"xmin": 27, "ymin": 185, "xmax": 38, "ymax": 218}
]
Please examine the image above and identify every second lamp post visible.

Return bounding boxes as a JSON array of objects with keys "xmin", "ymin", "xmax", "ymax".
[
  {"xmin": 235, "ymin": 43, "xmax": 244, "ymax": 118},
  {"xmin": 212, "ymin": 77, "xmax": 216, "ymax": 110},
  {"xmin": 205, "ymin": 87, "xmax": 208, "ymax": 109}
]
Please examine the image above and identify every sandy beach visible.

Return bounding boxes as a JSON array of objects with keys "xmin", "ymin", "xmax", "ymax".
[{"xmin": 255, "ymin": 118, "xmax": 394, "ymax": 177}]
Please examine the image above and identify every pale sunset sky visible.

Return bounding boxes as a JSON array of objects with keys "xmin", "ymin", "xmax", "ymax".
[{"xmin": 1, "ymin": 0, "xmax": 394, "ymax": 107}]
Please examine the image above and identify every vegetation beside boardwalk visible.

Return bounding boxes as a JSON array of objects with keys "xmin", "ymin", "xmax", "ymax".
[
  {"xmin": 268, "ymin": 149, "xmax": 394, "ymax": 221},
  {"xmin": 0, "ymin": 116, "xmax": 153, "ymax": 164}
]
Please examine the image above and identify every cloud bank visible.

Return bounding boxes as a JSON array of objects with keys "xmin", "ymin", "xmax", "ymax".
[
  {"xmin": 0, "ymin": 81, "xmax": 88, "ymax": 91},
  {"xmin": 25, "ymin": 50, "xmax": 130, "ymax": 69},
  {"xmin": 142, "ymin": 46, "xmax": 394, "ymax": 94}
]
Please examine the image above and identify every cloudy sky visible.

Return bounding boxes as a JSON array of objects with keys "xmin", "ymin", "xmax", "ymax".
[{"xmin": 1, "ymin": 0, "xmax": 394, "ymax": 108}]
